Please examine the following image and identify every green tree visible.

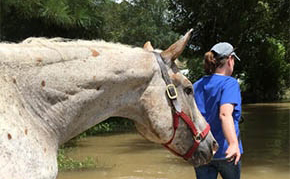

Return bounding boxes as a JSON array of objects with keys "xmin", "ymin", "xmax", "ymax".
[
  {"xmin": 244, "ymin": 38, "xmax": 287, "ymax": 101},
  {"xmin": 169, "ymin": 0, "xmax": 290, "ymax": 102},
  {"xmin": 97, "ymin": 0, "xmax": 179, "ymax": 49},
  {"xmin": 1, "ymin": 0, "xmax": 179, "ymax": 50},
  {"xmin": 0, "ymin": 0, "xmax": 102, "ymax": 41}
]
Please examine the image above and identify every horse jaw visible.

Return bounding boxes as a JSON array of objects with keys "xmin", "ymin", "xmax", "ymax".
[{"xmin": 161, "ymin": 29, "xmax": 193, "ymax": 63}]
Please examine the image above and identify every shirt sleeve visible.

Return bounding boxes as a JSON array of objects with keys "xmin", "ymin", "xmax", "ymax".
[{"xmin": 220, "ymin": 78, "xmax": 241, "ymax": 106}]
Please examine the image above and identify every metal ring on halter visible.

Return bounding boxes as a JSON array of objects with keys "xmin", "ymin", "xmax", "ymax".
[
  {"xmin": 193, "ymin": 133, "xmax": 201, "ymax": 142},
  {"xmin": 166, "ymin": 84, "xmax": 178, "ymax": 99}
]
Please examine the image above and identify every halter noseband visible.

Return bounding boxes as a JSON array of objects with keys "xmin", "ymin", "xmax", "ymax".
[{"xmin": 154, "ymin": 52, "xmax": 211, "ymax": 160}]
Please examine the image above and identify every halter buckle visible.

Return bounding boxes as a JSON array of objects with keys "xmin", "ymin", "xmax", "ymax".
[{"xmin": 166, "ymin": 84, "xmax": 178, "ymax": 99}]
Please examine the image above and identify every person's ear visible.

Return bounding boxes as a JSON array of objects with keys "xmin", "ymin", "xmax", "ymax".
[{"xmin": 227, "ymin": 57, "xmax": 232, "ymax": 66}]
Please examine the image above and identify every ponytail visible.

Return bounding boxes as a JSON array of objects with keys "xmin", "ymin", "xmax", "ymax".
[
  {"xmin": 204, "ymin": 51, "xmax": 228, "ymax": 75},
  {"xmin": 204, "ymin": 51, "xmax": 216, "ymax": 75}
]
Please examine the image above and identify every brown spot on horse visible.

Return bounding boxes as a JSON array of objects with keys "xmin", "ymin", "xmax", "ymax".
[
  {"xmin": 91, "ymin": 49, "xmax": 100, "ymax": 57},
  {"xmin": 7, "ymin": 133, "xmax": 12, "ymax": 140},
  {"xmin": 12, "ymin": 78, "xmax": 17, "ymax": 84},
  {"xmin": 41, "ymin": 80, "xmax": 46, "ymax": 87},
  {"xmin": 36, "ymin": 57, "xmax": 43, "ymax": 63}
]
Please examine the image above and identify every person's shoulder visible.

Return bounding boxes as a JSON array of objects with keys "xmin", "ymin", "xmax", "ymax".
[
  {"xmin": 224, "ymin": 76, "xmax": 239, "ymax": 84},
  {"xmin": 222, "ymin": 76, "xmax": 240, "ymax": 89}
]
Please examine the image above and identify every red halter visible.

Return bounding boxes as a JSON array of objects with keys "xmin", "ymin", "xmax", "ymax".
[
  {"xmin": 163, "ymin": 110, "xmax": 211, "ymax": 160},
  {"xmin": 154, "ymin": 52, "xmax": 211, "ymax": 160}
]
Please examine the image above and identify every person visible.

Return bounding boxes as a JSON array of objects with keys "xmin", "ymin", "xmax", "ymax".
[{"xmin": 193, "ymin": 42, "xmax": 243, "ymax": 179}]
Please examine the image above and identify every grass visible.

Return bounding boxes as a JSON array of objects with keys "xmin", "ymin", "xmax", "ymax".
[{"xmin": 57, "ymin": 147, "xmax": 96, "ymax": 171}]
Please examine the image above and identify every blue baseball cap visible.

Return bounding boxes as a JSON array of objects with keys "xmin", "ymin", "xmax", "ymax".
[{"xmin": 210, "ymin": 42, "xmax": 241, "ymax": 61}]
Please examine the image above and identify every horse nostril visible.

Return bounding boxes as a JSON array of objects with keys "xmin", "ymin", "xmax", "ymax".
[{"xmin": 212, "ymin": 141, "xmax": 219, "ymax": 155}]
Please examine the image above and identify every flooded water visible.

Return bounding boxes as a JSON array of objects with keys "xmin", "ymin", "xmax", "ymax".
[{"xmin": 57, "ymin": 102, "xmax": 290, "ymax": 179}]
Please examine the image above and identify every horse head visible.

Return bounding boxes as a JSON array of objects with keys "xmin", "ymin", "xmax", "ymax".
[{"xmin": 136, "ymin": 29, "xmax": 218, "ymax": 166}]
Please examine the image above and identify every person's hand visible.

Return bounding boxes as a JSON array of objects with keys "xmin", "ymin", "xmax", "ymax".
[{"xmin": 225, "ymin": 144, "xmax": 241, "ymax": 165}]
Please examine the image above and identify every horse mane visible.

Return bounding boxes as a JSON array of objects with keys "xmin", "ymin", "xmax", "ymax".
[
  {"xmin": 0, "ymin": 37, "xmax": 152, "ymax": 69},
  {"xmin": 1, "ymin": 37, "xmax": 184, "ymax": 70},
  {"xmin": 19, "ymin": 37, "xmax": 139, "ymax": 51}
]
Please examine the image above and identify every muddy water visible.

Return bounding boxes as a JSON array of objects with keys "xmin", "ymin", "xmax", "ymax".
[{"xmin": 57, "ymin": 103, "xmax": 290, "ymax": 179}]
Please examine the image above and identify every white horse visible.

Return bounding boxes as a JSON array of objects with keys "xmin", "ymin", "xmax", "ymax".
[{"xmin": 0, "ymin": 29, "xmax": 218, "ymax": 179}]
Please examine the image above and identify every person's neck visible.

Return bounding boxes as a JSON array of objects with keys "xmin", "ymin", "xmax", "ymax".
[
  {"xmin": 214, "ymin": 68, "xmax": 231, "ymax": 76},
  {"xmin": 214, "ymin": 72, "xmax": 225, "ymax": 76}
]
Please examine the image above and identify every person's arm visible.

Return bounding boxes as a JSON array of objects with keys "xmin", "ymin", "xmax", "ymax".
[{"xmin": 219, "ymin": 103, "xmax": 241, "ymax": 165}]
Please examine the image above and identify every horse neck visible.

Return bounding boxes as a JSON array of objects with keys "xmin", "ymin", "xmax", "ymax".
[{"xmin": 1, "ymin": 39, "xmax": 158, "ymax": 145}]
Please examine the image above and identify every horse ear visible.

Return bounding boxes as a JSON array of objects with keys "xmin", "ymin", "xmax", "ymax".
[
  {"xmin": 161, "ymin": 29, "xmax": 193, "ymax": 62},
  {"xmin": 143, "ymin": 41, "xmax": 154, "ymax": 51}
]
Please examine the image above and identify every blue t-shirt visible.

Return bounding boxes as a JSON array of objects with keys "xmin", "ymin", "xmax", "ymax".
[{"xmin": 193, "ymin": 74, "xmax": 243, "ymax": 159}]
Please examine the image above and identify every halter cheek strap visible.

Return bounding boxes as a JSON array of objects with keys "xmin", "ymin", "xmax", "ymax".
[{"xmin": 154, "ymin": 52, "xmax": 211, "ymax": 160}]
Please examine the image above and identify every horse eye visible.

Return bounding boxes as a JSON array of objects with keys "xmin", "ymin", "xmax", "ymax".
[{"xmin": 184, "ymin": 87, "xmax": 193, "ymax": 95}]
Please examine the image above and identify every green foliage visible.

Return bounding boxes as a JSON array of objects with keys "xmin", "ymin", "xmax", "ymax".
[
  {"xmin": 57, "ymin": 147, "xmax": 96, "ymax": 171},
  {"xmin": 186, "ymin": 57, "xmax": 204, "ymax": 83},
  {"xmin": 96, "ymin": 0, "xmax": 179, "ymax": 49},
  {"xmin": 169, "ymin": 0, "xmax": 290, "ymax": 102},
  {"xmin": 39, "ymin": 0, "xmax": 72, "ymax": 25},
  {"xmin": 243, "ymin": 37, "xmax": 288, "ymax": 101},
  {"xmin": 1, "ymin": 0, "xmax": 178, "ymax": 49},
  {"xmin": 80, "ymin": 117, "xmax": 135, "ymax": 137},
  {"xmin": 0, "ymin": 0, "xmax": 102, "ymax": 41}
]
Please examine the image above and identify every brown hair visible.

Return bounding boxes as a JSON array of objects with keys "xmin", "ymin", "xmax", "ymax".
[{"xmin": 204, "ymin": 51, "xmax": 227, "ymax": 75}]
